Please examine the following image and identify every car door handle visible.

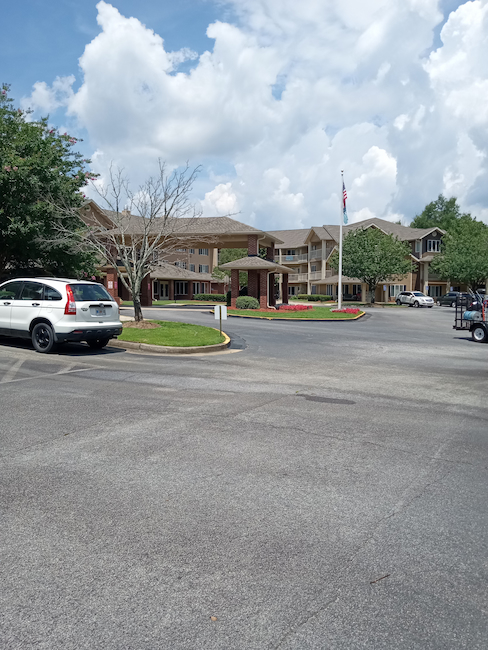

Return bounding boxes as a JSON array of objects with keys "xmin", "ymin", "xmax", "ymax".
[
  {"xmin": 3, "ymin": 301, "xmax": 11, "ymax": 305},
  {"xmin": 32, "ymin": 303, "xmax": 40, "ymax": 306}
]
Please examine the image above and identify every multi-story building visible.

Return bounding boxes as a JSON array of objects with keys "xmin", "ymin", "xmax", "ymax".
[{"xmin": 270, "ymin": 218, "xmax": 448, "ymax": 302}]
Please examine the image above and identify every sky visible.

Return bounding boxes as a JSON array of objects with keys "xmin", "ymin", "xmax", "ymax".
[{"xmin": 2, "ymin": 0, "xmax": 487, "ymax": 229}]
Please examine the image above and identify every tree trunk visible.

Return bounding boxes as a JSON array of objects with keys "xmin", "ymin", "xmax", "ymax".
[{"xmin": 133, "ymin": 296, "xmax": 143, "ymax": 322}]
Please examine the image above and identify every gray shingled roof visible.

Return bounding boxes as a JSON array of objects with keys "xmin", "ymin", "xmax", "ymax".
[
  {"xmin": 267, "ymin": 229, "xmax": 310, "ymax": 248},
  {"xmin": 99, "ymin": 209, "xmax": 283, "ymax": 243},
  {"xmin": 220, "ymin": 256, "xmax": 295, "ymax": 273},
  {"xmin": 151, "ymin": 261, "xmax": 212, "ymax": 281},
  {"xmin": 320, "ymin": 218, "xmax": 444, "ymax": 243}
]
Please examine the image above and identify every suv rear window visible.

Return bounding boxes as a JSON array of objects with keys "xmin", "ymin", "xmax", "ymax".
[{"xmin": 70, "ymin": 283, "xmax": 113, "ymax": 302}]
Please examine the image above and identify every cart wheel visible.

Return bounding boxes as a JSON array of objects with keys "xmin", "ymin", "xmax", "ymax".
[{"xmin": 472, "ymin": 325, "xmax": 488, "ymax": 343}]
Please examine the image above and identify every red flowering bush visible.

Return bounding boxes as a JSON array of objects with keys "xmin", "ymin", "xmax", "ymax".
[
  {"xmin": 277, "ymin": 304, "xmax": 312, "ymax": 311},
  {"xmin": 331, "ymin": 308, "xmax": 361, "ymax": 314}
]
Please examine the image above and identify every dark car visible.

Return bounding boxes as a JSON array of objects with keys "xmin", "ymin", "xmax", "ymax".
[{"xmin": 437, "ymin": 291, "xmax": 469, "ymax": 307}]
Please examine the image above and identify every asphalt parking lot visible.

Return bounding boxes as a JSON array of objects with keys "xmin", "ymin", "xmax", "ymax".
[{"xmin": 1, "ymin": 305, "xmax": 487, "ymax": 649}]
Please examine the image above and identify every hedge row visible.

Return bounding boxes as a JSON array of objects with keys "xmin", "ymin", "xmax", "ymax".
[
  {"xmin": 193, "ymin": 293, "xmax": 226, "ymax": 302},
  {"xmin": 295, "ymin": 294, "xmax": 333, "ymax": 302}
]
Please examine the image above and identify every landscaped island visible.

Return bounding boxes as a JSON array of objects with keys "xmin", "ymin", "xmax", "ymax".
[
  {"xmin": 227, "ymin": 306, "xmax": 364, "ymax": 319},
  {"xmin": 118, "ymin": 321, "xmax": 225, "ymax": 346}
]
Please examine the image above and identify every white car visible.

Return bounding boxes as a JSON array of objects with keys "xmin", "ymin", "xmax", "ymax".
[
  {"xmin": 395, "ymin": 291, "xmax": 434, "ymax": 308},
  {"xmin": 0, "ymin": 278, "xmax": 122, "ymax": 353}
]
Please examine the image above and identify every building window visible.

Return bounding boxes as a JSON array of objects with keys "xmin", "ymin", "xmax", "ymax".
[
  {"xmin": 190, "ymin": 264, "xmax": 195, "ymax": 272},
  {"xmin": 311, "ymin": 245, "xmax": 318, "ymax": 251},
  {"xmin": 427, "ymin": 240, "xmax": 440, "ymax": 252},
  {"xmin": 286, "ymin": 249, "xmax": 296, "ymax": 256},
  {"xmin": 415, "ymin": 240, "xmax": 421, "ymax": 253},
  {"xmin": 199, "ymin": 264, "xmax": 209, "ymax": 273},
  {"xmin": 175, "ymin": 281, "xmax": 188, "ymax": 295},
  {"xmin": 311, "ymin": 285, "xmax": 318, "ymax": 294},
  {"xmin": 176, "ymin": 248, "xmax": 186, "ymax": 252},
  {"xmin": 389, "ymin": 284, "xmax": 406, "ymax": 297},
  {"xmin": 288, "ymin": 286, "xmax": 297, "ymax": 296},
  {"xmin": 199, "ymin": 248, "xmax": 209, "ymax": 255},
  {"xmin": 311, "ymin": 264, "xmax": 317, "ymax": 272},
  {"xmin": 189, "ymin": 248, "xmax": 195, "ymax": 254},
  {"xmin": 352, "ymin": 284, "xmax": 361, "ymax": 295},
  {"xmin": 428, "ymin": 285, "xmax": 443, "ymax": 297},
  {"xmin": 175, "ymin": 261, "xmax": 187, "ymax": 269}
]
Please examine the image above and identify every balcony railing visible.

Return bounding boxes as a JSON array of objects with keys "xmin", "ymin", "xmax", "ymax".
[
  {"xmin": 288, "ymin": 273, "xmax": 308, "ymax": 283},
  {"xmin": 309, "ymin": 271, "xmax": 322, "ymax": 281},
  {"xmin": 309, "ymin": 249, "xmax": 322, "ymax": 260},
  {"xmin": 279, "ymin": 253, "xmax": 308, "ymax": 262}
]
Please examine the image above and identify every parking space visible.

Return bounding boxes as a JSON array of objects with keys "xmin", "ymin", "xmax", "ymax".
[{"xmin": 1, "ymin": 307, "xmax": 487, "ymax": 649}]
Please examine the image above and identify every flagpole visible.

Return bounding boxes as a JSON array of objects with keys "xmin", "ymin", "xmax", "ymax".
[{"xmin": 338, "ymin": 170, "xmax": 344, "ymax": 310}]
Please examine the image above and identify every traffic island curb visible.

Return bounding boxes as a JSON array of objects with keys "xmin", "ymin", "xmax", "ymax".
[{"xmin": 109, "ymin": 330, "xmax": 231, "ymax": 355}]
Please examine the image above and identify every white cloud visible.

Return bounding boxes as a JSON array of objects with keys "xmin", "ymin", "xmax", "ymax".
[
  {"xmin": 21, "ymin": 75, "xmax": 75, "ymax": 114},
  {"xmin": 24, "ymin": 0, "xmax": 488, "ymax": 226}
]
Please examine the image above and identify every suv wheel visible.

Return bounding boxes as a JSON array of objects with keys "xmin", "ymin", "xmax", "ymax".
[
  {"xmin": 436, "ymin": 300, "xmax": 440, "ymax": 306},
  {"xmin": 87, "ymin": 338, "xmax": 110, "ymax": 350},
  {"xmin": 472, "ymin": 325, "xmax": 488, "ymax": 343},
  {"xmin": 451, "ymin": 301, "xmax": 456, "ymax": 307},
  {"xmin": 32, "ymin": 322, "xmax": 56, "ymax": 353},
  {"xmin": 396, "ymin": 299, "xmax": 401, "ymax": 305},
  {"xmin": 413, "ymin": 301, "xmax": 420, "ymax": 308}
]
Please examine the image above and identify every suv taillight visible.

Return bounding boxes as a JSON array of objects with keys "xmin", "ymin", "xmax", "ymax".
[{"xmin": 64, "ymin": 284, "xmax": 77, "ymax": 315}]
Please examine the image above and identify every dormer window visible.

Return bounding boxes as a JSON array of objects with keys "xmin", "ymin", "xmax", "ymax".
[
  {"xmin": 415, "ymin": 240, "xmax": 421, "ymax": 253},
  {"xmin": 427, "ymin": 240, "xmax": 440, "ymax": 252}
]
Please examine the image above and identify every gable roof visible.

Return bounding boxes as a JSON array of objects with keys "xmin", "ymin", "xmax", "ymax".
[
  {"xmin": 267, "ymin": 229, "xmax": 310, "ymax": 248},
  {"xmin": 306, "ymin": 217, "xmax": 445, "ymax": 244}
]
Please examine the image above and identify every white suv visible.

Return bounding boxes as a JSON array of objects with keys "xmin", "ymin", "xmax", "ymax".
[
  {"xmin": 0, "ymin": 278, "xmax": 122, "ymax": 353},
  {"xmin": 395, "ymin": 291, "xmax": 434, "ymax": 308}
]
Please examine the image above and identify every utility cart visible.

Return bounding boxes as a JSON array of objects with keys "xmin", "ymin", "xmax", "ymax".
[{"xmin": 453, "ymin": 291, "xmax": 488, "ymax": 343}]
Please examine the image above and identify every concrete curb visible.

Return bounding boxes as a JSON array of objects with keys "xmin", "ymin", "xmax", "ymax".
[
  {"xmin": 109, "ymin": 330, "xmax": 231, "ymax": 355},
  {"xmin": 210, "ymin": 310, "xmax": 365, "ymax": 322}
]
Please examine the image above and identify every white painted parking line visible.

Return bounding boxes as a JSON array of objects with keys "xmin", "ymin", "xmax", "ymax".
[
  {"xmin": 0, "ymin": 365, "xmax": 101, "ymax": 386},
  {"xmin": 0, "ymin": 359, "xmax": 25, "ymax": 384}
]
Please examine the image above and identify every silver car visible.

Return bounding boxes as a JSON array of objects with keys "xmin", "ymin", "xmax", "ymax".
[{"xmin": 396, "ymin": 291, "xmax": 434, "ymax": 308}]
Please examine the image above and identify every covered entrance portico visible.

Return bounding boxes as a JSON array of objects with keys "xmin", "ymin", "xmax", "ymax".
[{"xmin": 220, "ymin": 255, "xmax": 294, "ymax": 308}]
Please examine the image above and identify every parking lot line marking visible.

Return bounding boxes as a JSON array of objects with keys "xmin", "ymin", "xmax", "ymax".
[
  {"xmin": 0, "ymin": 359, "xmax": 25, "ymax": 383},
  {"xmin": 0, "ymin": 365, "xmax": 100, "ymax": 385}
]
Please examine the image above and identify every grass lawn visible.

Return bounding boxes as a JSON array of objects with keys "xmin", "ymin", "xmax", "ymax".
[
  {"xmin": 228, "ymin": 307, "xmax": 363, "ymax": 319},
  {"xmin": 118, "ymin": 321, "xmax": 225, "ymax": 346}
]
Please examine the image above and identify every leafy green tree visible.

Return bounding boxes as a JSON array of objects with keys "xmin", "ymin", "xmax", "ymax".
[
  {"xmin": 0, "ymin": 84, "xmax": 96, "ymax": 278},
  {"xmin": 329, "ymin": 227, "xmax": 412, "ymax": 303},
  {"xmin": 410, "ymin": 195, "xmax": 470, "ymax": 232},
  {"xmin": 430, "ymin": 218, "xmax": 488, "ymax": 290}
]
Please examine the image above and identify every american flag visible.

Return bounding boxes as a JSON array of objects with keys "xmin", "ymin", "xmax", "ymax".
[{"xmin": 342, "ymin": 180, "xmax": 348, "ymax": 224}]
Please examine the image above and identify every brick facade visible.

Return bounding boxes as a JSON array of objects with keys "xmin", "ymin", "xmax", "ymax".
[
  {"xmin": 259, "ymin": 270, "xmax": 268, "ymax": 309},
  {"xmin": 231, "ymin": 269, "xmax": 239, "ymax": 308},
  {"xmin": 248, "ymin": 234, "xmax": 258, "ymax": 256},
  {"xmin": 282, "ymin": 274, "xmax": 289, "ymax": 304}
]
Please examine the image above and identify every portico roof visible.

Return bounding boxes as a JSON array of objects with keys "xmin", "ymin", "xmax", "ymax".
[{"xmin": 219, "ymin": 256, "xmax": 294, "ymax": 274}]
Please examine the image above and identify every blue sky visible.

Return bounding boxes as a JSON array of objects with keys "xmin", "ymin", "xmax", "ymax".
[{"xmin": 2, "ymin": 0, "xmax": 487, "ymax": 228}]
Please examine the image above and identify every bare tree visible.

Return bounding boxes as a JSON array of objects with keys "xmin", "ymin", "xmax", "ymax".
[{"xmin": 84, "ymin": 161, "xmax": 211, "ymax": 321}]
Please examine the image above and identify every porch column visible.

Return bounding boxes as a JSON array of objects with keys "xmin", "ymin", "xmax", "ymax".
[
  {"xmin": 169, "ymin": 280, "xmax": 175, "ymax": 301},
  {"xmin": 248, "ymin": 234, "xmax": 258, "ymax": 256},
  {"xmin": 259, "ymin": 270, "xmax": 268, "ymax": 309},
  {"xmin": 282, "ymin": 274, "xmax": 289, "ymax": 304},
  {"xmin": 248, "ymin": 270, "xmax": 259, "ymax": 299},
  {"xmin": 423, "ymin": 263, "xmax": 429, "ymax": 295},
  {"xmin": 231, "ymin": 269, "xmax": 239, "ymax": 308},
  {"xmin": 140, "ymin": 274, "xmax": 153, "ymax": 307},
  {"xmin": 268, "ymin": 273, "xmax": 276, "ymax": 307}
]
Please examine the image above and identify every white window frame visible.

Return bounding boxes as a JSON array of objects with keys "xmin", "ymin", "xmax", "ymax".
[
  {"xmin": 199, "ymin": 264, "xmax": 209, "ymax": 273},
  {"xmin": 427, "ymin": 240, "xmax": 440, "ymax": 252},
  {"xmin": 198, "ymin": 248, "xmax": 209, "ymax": 255}
]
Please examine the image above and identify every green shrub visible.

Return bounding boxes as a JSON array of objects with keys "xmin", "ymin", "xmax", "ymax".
[
  {"xmin": 294, "ymin": 294, "xmax": 333, "ymax": 302},
  {"xmin": 235, "ymin": 296, "xmax": 260, "ymax": 309},
  {"xmin": 193, "ymin": 293, "xmax": 226, "ymax": 302}
]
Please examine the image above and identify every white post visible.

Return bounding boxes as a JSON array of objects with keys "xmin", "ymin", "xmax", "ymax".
[{"xmin": 338, "ymin": 171, "xmax": 344, "ymax": 310}]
